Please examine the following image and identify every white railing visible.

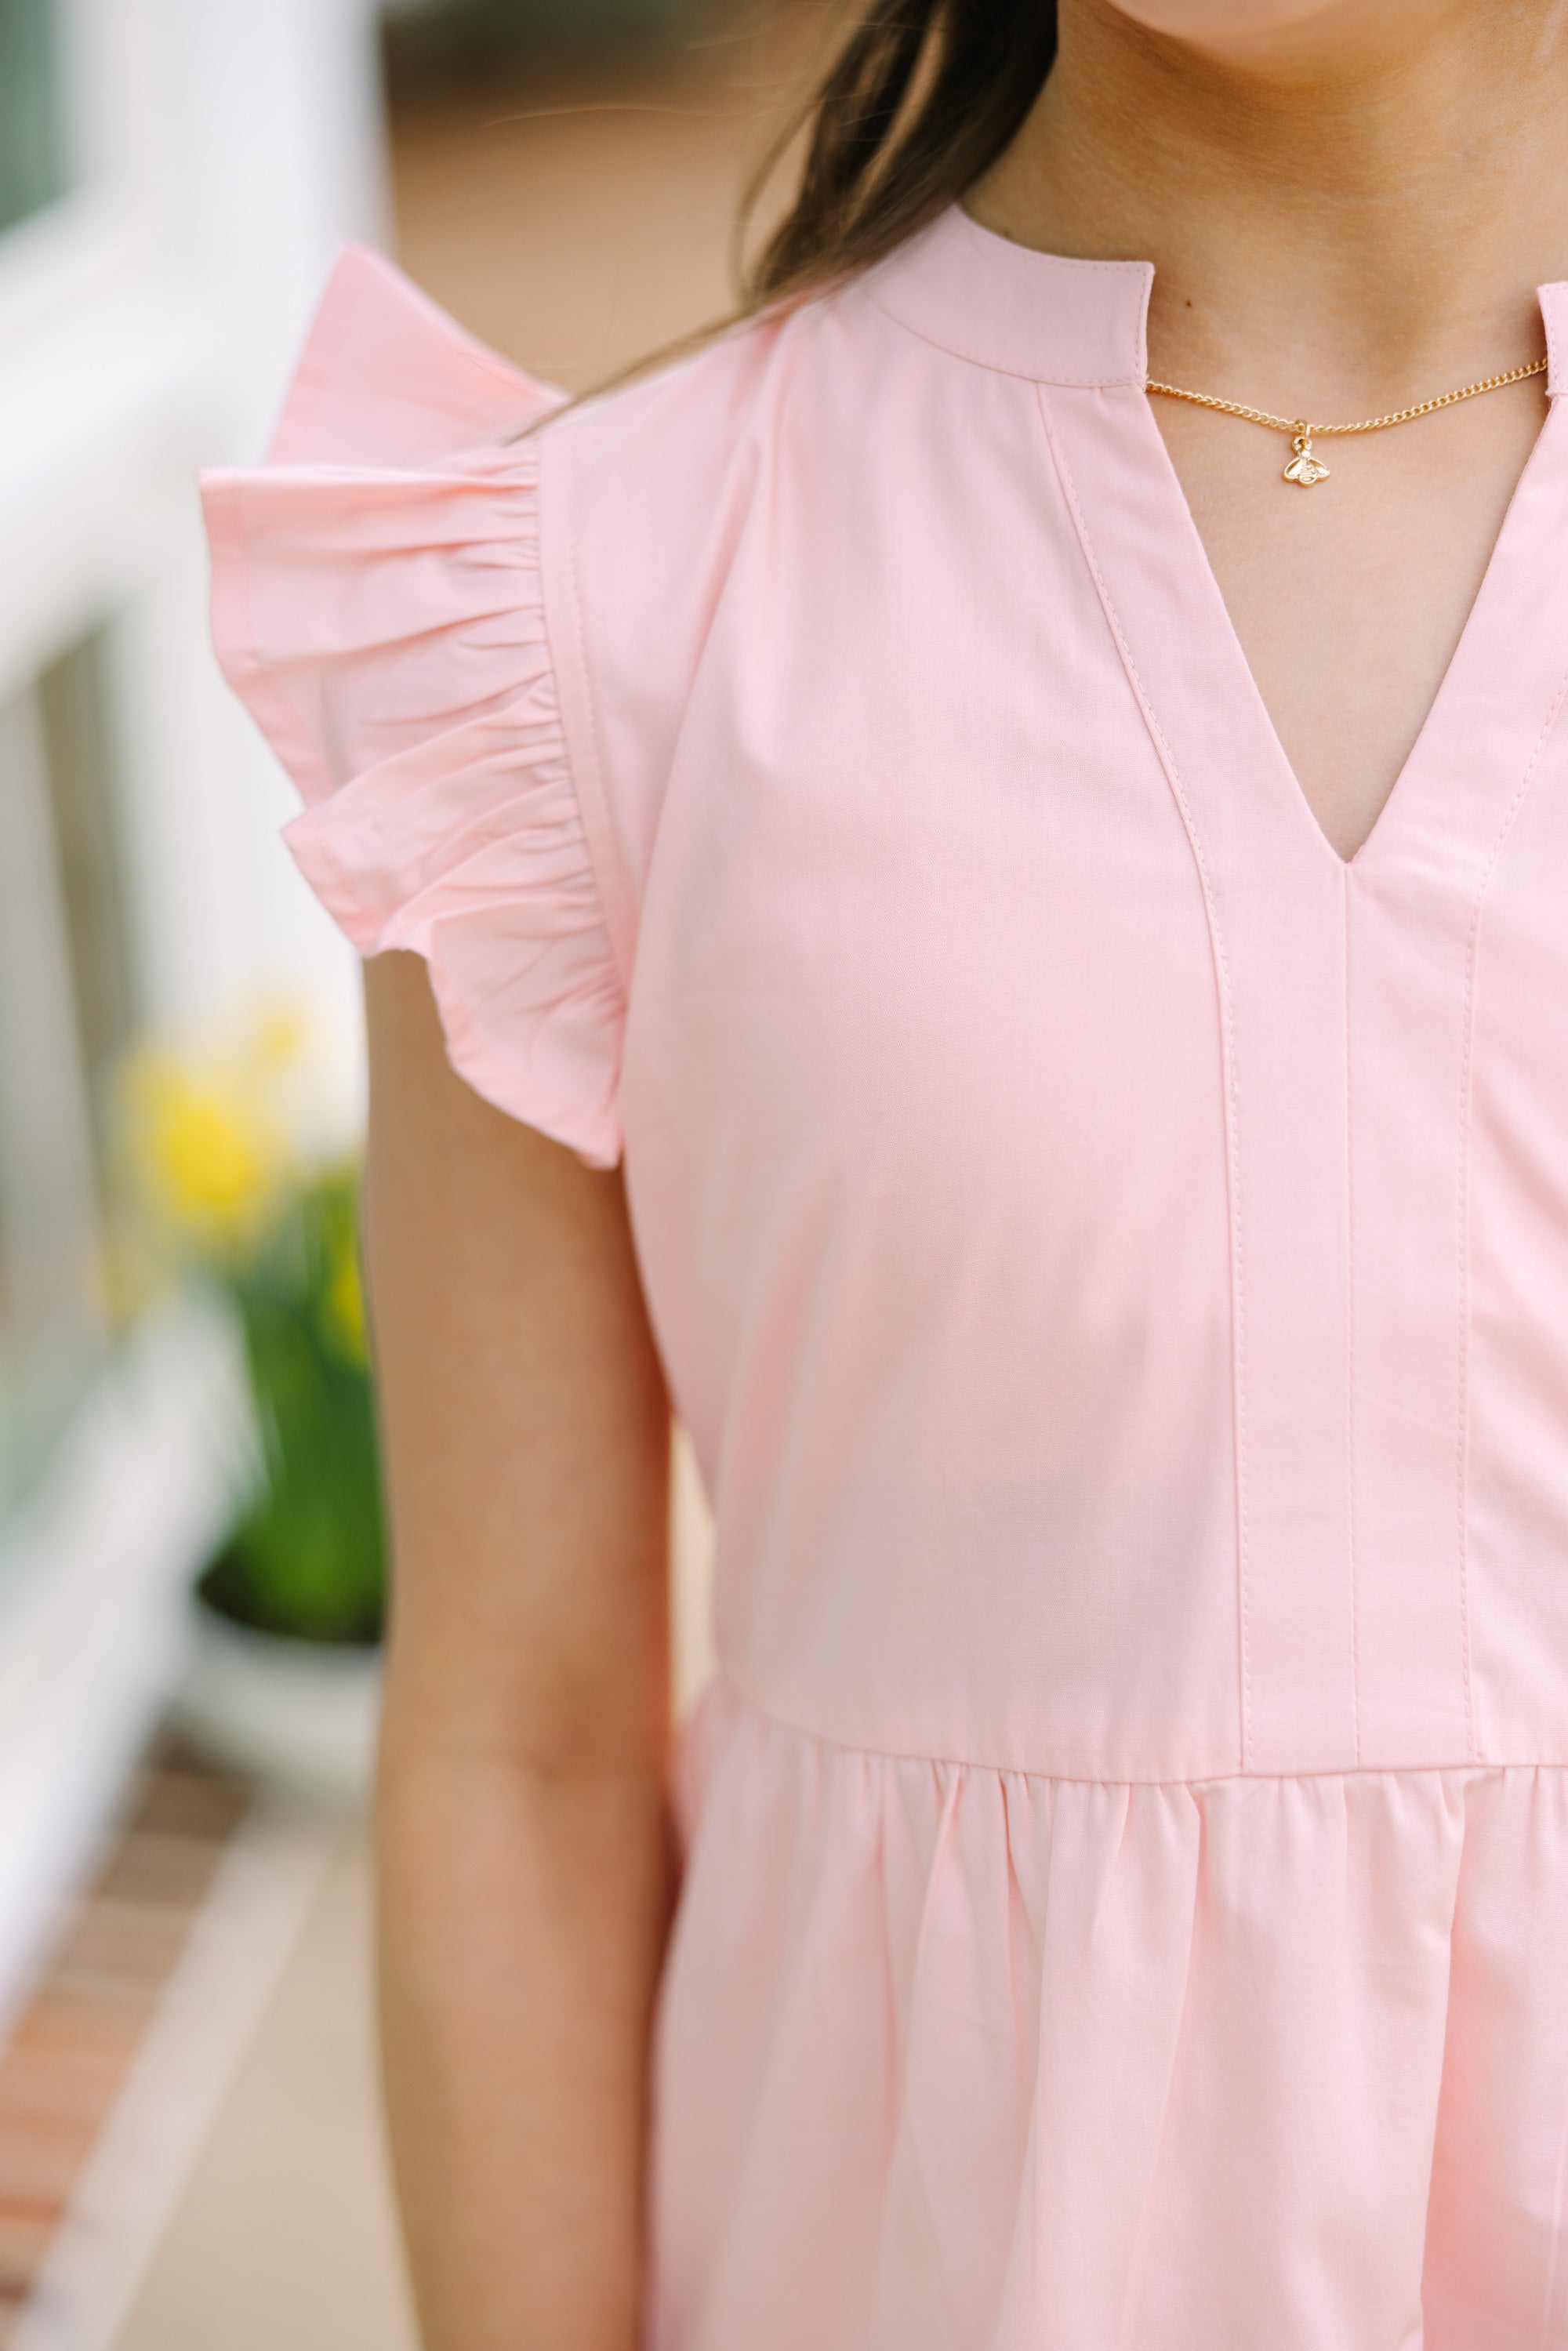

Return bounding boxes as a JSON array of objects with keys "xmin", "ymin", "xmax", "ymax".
[{"xmin": 0, "ymin": 0, "xmax": 388, "ymax": 2019}]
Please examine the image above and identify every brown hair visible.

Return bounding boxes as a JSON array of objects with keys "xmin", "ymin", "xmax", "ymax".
[
  {"xmin": 742, "ymin": 1, "xmax": 1058, "ymax": 312},
  {"xmin": 519, "ymin": 2, "xmax": 1058, "ymax": 425}
]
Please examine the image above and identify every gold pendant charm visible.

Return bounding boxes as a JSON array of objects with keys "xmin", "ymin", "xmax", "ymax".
[{"xmin": 1283, "ymin": 426, "xmax": 1330, "ymax": 487}]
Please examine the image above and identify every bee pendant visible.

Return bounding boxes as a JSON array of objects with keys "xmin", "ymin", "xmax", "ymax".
[{"xmin": 1283, "ymin": 428, "xmax": 1330, "ymax": 488}]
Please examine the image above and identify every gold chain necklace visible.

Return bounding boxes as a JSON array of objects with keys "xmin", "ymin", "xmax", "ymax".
[{"xmin": 1146, "ymin": 357, "xmax": 1548, "ymax": 487}]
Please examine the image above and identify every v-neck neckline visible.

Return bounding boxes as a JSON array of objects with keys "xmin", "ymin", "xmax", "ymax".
[
  {"xmin": 1125, "ymin": 362, "xmax": 1567, "ymax": 880},
  {"xmin": 1036, "ymin": 303, "xmax": 1568, "ymax": 907},
  {"xmin": 870, "ymin": 205, "xmax": 1568, "ymax": 898}
]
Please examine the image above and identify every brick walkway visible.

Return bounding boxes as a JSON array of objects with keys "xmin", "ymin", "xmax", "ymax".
[{"xmin": 0, "ymin": 1751, "xmax": 248, "ymax": 2346}]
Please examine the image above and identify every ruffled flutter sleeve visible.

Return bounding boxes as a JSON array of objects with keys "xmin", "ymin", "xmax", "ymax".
[{"xmin": 199, "ymin": 246, "xmax": 624, "ymax": 1167}]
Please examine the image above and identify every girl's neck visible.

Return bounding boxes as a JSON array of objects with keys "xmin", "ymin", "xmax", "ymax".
[{"xmin": 970, "ymin": 0, "xmax": 1568, "ymax": 414}]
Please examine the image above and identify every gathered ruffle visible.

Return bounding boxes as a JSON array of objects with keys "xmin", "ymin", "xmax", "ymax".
[
  {"xmin": 653, "ymin": 1674, "xmax": 1568, "ymax": 2351},
  {"xmin": 200, "ymin": 248, "xmax": 623, "ymax": 1166}
]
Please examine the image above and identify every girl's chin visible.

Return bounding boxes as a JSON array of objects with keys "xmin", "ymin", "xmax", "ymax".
[{"xmin": 1108, "ymin": 0, "xmax": 1353, "ymax": 41}]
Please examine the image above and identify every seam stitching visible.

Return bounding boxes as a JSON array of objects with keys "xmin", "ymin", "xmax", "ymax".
[
  {"xmin": 1036, "ymin": 383, "xmax": 1251, "ymax": 1775},
  {"xmin": 713, "ymin": 1667, "xmax": 1557, "ymax": 1791},
  {"xmin": 861, "ymin": 281, "xmax": 1147, "ymax": 389},
  {"xmin": 1456, "ymin": 654, "xmax": 1568, "ymax": 1767},
  {"xmin": 1456, "ymin": 896, "xmax": 1479, "ymax": 1769},
  {"xmin": 1343, "ymin": 867, "xmax": 1363, "ymax": 1768},
  {"xmin": 1544, "ymin": 292, "xmax": 1563, "ymax": 397},
  {"xmin": 543, "ymin": 429, "xmax": 638, "ymax": 1005}
]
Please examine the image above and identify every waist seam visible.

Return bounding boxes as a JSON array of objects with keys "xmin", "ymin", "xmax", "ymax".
[{"xmin": 711, "ymin": 1666, "xmax": 1547, "ymax": 1790}]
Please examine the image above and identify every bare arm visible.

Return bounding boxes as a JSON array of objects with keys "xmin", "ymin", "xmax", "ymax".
[{"xmin": 362, "ymin": 952, "xmax": 673, "ymax": 2351}]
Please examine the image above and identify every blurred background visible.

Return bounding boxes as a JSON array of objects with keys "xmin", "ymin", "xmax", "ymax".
[{"xmin": 0, "ymin": 2, "xmax": 817, "ymax": 2340}]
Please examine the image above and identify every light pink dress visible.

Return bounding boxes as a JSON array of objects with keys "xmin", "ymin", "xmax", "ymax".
[{"xmin": 201, "ymin": 204, "xmax": 1568, "ymax": 2349}]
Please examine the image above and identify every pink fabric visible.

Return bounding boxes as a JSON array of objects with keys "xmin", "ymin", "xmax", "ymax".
[
  {"xmin": 201, "ymin": 249, "xmax": 622, "ymax": 1162},
  {"xmin": 202, "ymin": 209, "xmax": 1568, "ymax": 2347}
]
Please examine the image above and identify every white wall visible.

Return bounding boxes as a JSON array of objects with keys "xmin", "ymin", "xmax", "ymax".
[{"xmin": 0, "ymin": 0, "xmax": 391, "ymax": 2019}]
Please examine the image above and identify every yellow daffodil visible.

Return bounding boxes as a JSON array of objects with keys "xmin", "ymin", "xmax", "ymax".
[{"xmin": 124, "ymin": 1056, "xmax": 289, "ymax": 1252}]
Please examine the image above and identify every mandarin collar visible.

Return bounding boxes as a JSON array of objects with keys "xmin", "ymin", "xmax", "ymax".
[
  {"xmin": 866, "ymin": 203, "xmax": 1568, "ymax": 401},
  {"xmin": 864, "ymin": 203, "xmax": 1152, "ymax": 388}
]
